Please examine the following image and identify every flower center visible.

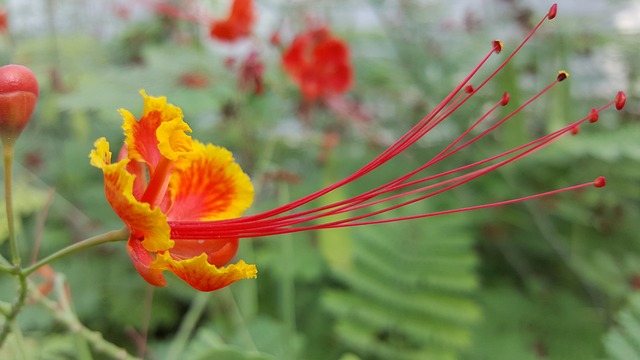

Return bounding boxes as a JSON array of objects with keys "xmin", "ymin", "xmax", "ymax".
[{"xmin": 141, "ymin": 156, "xmax": 172, "ymax": 207}]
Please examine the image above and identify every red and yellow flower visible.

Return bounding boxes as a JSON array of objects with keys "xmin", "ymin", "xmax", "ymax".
[
  {"xmin": 90, "ymin": 90, "xmax": 256, "ymax": 292},
  {"xmin": 92, "ymin": 4, "xmax": 625, "ymax": 293}
]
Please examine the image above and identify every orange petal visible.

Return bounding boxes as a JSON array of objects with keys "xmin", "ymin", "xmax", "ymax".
[
  {"xmin": 122, "ymin": 90, "xmax": 184, "ymax": 171},
  {"xmin": 151, "ymin": 252, "xmax": 257, "ymax": 292},
  {"xmin": 90, "ymin": 138, "xmax": 174, "ymax": 252},
  {"xmin": 170, "ymin": 238, "xmax": 239, "ymax": 267},
  {"xmin": 127, "ymin": 236, "xmax": 166, "ymax": 287},
  {"xmin": 166, "ymin": 141, "xmax": 253, "ymax": 221},
  {"xmin": 117, "ymin": 144, "xmax": 147, "ymax": 200}
]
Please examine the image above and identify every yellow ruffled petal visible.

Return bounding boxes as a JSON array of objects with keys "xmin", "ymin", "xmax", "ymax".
[
  {"xmin": 90, "ymin": 139, "xmax": 174, "ymax": 252},
  {"xmin": 121, "ymin": 90, "xmax": 185, "ymax": 169},
  {"xmin": 151, "ymin": 252, "xmax": 257, "ymax": 292},
  {"xmin": 140, "ymin": 89, "xmax": 183, "ymax": 121},
  {"xmin": 156, "ymin": 118, "xmax": 193, "ymax": 160},
  {"xmin": 167, "ymin": 141, "xmax": 254, "ymax": 221},
  {"xmin": 89, "ymin": 137, "xmax": 112, "ymax": 168}
]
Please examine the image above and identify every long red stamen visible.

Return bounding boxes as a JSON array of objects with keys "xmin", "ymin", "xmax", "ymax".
[
  {"xmin": 141, "ymin": 157, "xmax": 172, "ymax": 207},
  {"xmin": 171, "ymin": 95, "xmax": 620, "ymax": 239},
  {"xmin": 169, "ymin": 4, "xmax": 624, "ymax": 240}
]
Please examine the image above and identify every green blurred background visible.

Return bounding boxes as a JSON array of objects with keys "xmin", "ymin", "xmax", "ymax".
[{"xmin": 1, "ymin": 0, "xmax": 639, "ymax": 359}]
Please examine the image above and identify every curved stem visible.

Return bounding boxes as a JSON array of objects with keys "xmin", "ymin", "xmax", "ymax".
[
  {"xmin": 35, "ymin": 281, "xmax": 141, "ymax": 360},
  {"xmin": 23, "ymin": 227, "xmax": 129, "ymax": 276},
  {"xmin": 166, "ymin": 292, "xmax": 211, "ymax": 360},
  {"xmin": 3, "ymin": 143, "xmax": 19, "ymax": 266},
  {"xmin": 0, "ymin": 272, "xmax": 28, "ymax": 348}
]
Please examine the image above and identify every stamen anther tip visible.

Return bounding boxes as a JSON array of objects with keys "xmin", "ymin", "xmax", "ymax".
[
  {"xmin": 616, "ymin": 91, "xmax": 626, "ymax": 110},
  {"xmin": 588, "ymin": 108, "xmax": 599, "ymax": 123},
  {"xmin": 594, "ymin": 176, "xmax": 606, "ymax": 188},
  {"xmin": 501, "ymin": 92, "xmax": 510, "ymax": 106},
  {"xmin": 548, "ymin": 4, "xmax": 558, "ymax": 20},
  {"xmin": 557, "ymin": 71, "xmax": 569, "ymax": 82},
  {"xmin": 492, "ymin": 40, "xmax": 503, "ymax": 54}
]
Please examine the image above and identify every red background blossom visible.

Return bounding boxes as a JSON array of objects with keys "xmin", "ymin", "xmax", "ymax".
[
  {"xmin": 282, "ymin": 27, "xmax": 353, "ymax": 101},
  {"xmin": 0, "ymin": 6, "xmax": 8, "ymax": 33},
  {"xmin": 209, "ymin": 0, "xmax": 255, "ymax": 42}
]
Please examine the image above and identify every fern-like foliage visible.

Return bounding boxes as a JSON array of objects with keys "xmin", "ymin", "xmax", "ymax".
[
  {"xmin": 604, "ymin": 292, "xmax": 640, "ymax": 360},
  {"xmin": 323, "ymin": 215, "xmax": 480, "ymax": 360}
]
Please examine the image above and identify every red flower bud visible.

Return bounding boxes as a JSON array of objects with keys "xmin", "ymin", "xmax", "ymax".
[{"xmin": 0, "ymin": 64, "xmax": 39, "ymax": 144}]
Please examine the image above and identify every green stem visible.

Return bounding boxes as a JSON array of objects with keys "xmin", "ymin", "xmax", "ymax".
[
  {"xmin": 0, "ymin": 301, "xmax": 11, "ymax": 316},
  {"xmin": 222, "ymin": 288, "xmax": 258, "ymax": 352},
  {"xmin": 23, "ymin": 227, "xmax": 129, "ymax": 276},
  {"xmin": 0, "ymin": 272, "xmax": 28, "ymax": 348},
  {"xmin": 35, "ymin": 286, "xmax": 140, "ymax": 360},
  {"xmin": 3, "ymin": 143, "xmax": 19, "ymax": 266},
  {"xmin": 8, "ymin": 321, "xmax": 26, "ymax": 360},
  {"xmin": 53, "ymin": 274, "xmax": 93, "ymax": 360},
  {"xmin": 166, "ymin": 292, "xmax": 211, "ymax": 359},
  {"xmin": 278, "ymin": 184, "xmax": 296, "ymax": 360}
]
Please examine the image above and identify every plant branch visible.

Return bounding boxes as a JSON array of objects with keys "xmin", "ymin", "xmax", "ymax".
[
  {"xmin": 34, "ymin": 279, "xmax": 141, "ymax": 360},
  {"xmin": 3, "ymin": 143, "xmax": 19, "ymax": 266},
  {"xmin": 166, "ymin": 292, "xmax": 211, "ymax": 360},
  {"xmin": 23, "ymin": 227, "xmax": 129, "ymax": 276},
  {"xmin": 0, "ymin": 272, "xmax": 28, "ymax": 348}
]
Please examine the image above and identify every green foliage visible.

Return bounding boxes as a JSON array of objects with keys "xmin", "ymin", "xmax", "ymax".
[
  {"xmin": 324, "ymin": 216, "xmax": 480, "ymax": 360},
  {"xmin": 467, "ymin": 286, "xmax": 605, "ymax": 360},
  {"xmin": 605, "ymin": 292, "xmax": 640, "ymax": 360},
  {"xmin": 1, "ymin": 0, "xmax": 639, "ymax": 359},
  {"xmin": 180, "ymin": 325, "xmax": 280, "ymax": 360},
  {"xmin": 0, "ymin": 333, "xmax": 84, "ymax": 360}
]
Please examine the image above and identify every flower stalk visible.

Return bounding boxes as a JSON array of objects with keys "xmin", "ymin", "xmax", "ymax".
[
  {"xmin": 23, "ymin": 227, "xmax": 129, "ymax": 277},
  {"xmin": 3, "ymin": 142, "xmax": 18, "ymax": 265}
]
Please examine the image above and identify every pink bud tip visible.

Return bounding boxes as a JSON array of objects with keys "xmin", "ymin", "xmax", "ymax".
[
  {"xmin": 570, "ymin": 125, "xmax": 579, "ymax": 135},
  {"xmin": 548, "ymin": 4, "xmax": 558, "ymax": 20},
  {"xmin": 594, "ymin": 176, "xmax": 606, "ymax": 188},
  {"xmin": 492, "ymin": 40, "xmax": 503, "ymax": 54},
  {"xmin": 588, "ymin": 108, "xmax": 599, "ymax": 123},
  {"xmin": 464, "ymin": 84, "xmax": 474, "ymax": 93},
  {"xmin": 501, "ymin": 92, "xmax": 510, "ymax": 106},
  {"xmin": 615, "ymin": 91, "xmax": 626, "ymax": 110},
  {"xmin": 0, "ymin": 64, "xmax": 40, "ymax": 144},
  {"xmin": 557, "ymin": 71, "xmax": 569, "ymax": 82}
]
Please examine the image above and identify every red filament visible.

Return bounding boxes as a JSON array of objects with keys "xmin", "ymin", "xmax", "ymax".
[{"xmin": 168, "ymin": 4, "xmax": 624, "ymax": 241}]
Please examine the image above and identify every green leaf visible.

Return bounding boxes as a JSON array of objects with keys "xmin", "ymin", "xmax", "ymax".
[
  {"xmin": 324, "ymin": 214, "xmax": 480, "ymax": 360},
  {"xmin": 605, "ymin": 293, "xmax": 640, "ymax": 360}
]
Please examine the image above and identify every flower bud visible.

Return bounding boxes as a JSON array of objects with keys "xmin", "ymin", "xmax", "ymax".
[{"xmin": 0, "ymin": 64, "xmax": 39, "ymax": 145}]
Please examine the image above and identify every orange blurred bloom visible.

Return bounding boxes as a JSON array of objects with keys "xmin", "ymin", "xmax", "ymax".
[
  {"xmin": 90, "ymin": 91, "xmax": 256, "ymax": 291},
  {"xmin": 0, "ymin": 6, "xmax": 7, "ymax": 34},
  {"xmin": 209, "ymin": 0, "xmax": 255, "ymax": 42},
  {"xmin": 282, "ymin": 26, "xmax": 353, "ymax": 101}
]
